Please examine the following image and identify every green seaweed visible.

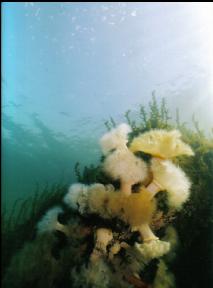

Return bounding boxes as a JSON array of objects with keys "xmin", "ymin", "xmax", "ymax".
[{"xmin": 1, "ymin": 183, "xmax": 67, "ymax": 276}]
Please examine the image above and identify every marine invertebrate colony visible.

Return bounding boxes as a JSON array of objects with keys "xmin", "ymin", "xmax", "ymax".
[
  {"xmin": 62, "ymin": 124, "xmax": 193, "ymax": 286},
  {"xmin": 3, "ymin": 122, "xmax": 194, "ymax": 288},
  {"xmin": 130, "ymin": 129, "xmax": 194, "ymax": 208},
  {"xmin": 128, "ymin": 129, "xmax": 193, "ymax": 255},
  {"xmin": 3, "ymin": 95, "xmax": 212, "ymax": 288}
]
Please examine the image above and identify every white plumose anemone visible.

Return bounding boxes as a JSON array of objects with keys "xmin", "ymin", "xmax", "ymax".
[
  {"xmin": 63, "ymin": 183, "xmax": 89, "ymax": 214},
  {"xmin": 103, "ymin": 149, "xmax": 148, "ymax": 193},
  {"xmin": 100, "ymin": 123, "xmax": 148, "ymax": 196},
  {"xmin": 151, "ymin": 158, "xmax": 191, "ymax": 209},
  {"xmin": 135, "ymin": 239, "xmax": 170, "ymax": 262},
  {"xmin": 37, "ymin": 206, "xmax": 68, "ymax": 235},
  {"xmin": 100, "ymin": 123, "xmax": 131, "ymax": 155}
]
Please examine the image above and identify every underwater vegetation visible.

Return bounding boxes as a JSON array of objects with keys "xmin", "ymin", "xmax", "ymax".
[
  {"xmin": 2, "ymin": 95, "xmax": 213, "ymax": 288},
  {"xmin": 2, "ymin": 112, "xmax": 99, "ymax": 213}
]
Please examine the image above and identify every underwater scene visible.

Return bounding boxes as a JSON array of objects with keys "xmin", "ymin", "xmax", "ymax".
[{"xmin": 2, "ymin": 2, "xmax": 213, "ymax": 288}]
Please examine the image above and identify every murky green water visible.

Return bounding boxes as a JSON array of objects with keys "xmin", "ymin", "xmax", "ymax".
[{"xmin": 2, "ymin": 2, "xmax": 213, "ymax": 212}]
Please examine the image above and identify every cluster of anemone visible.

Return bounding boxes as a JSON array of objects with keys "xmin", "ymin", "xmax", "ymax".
[{"xmin": 35, "ymin": 123, "xmax": 193, "ymax": 287}]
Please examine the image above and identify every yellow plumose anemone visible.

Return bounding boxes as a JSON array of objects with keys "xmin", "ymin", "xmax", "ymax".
[
  {"xmin": 107, "ymin": 192, "xmax": 127, "ymax": 218},
  {"xmin": 123, "ymin": 188, "xmax": 156, "ymax": 226},
  {"xmin": 130, "ymin": 129, "xmax": 194, "ymax": 159},
  {"xmin": 106, "ymin": 188, "xmax": 156, "ymax": 226},
  {"xmin": 86, "ymin": 184, "xmax": 156, "ymax": 227},
  {"xmin": 88, "ymin": 186, "xmax": 109, "ymax": 215}
]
